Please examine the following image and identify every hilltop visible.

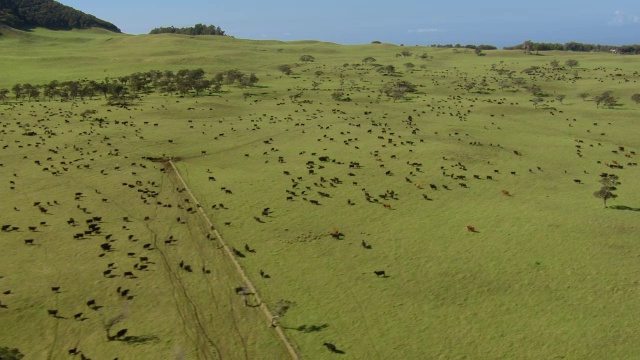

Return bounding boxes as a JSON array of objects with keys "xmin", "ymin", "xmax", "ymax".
[{"xmin": 0, "ymin": 0, "xmax": 120, "ymax": 32}]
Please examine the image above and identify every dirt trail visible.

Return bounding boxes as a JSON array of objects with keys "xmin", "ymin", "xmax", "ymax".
[{"xmin": 168, "ymin": 160, "xmax": 300, "ymax": 360}]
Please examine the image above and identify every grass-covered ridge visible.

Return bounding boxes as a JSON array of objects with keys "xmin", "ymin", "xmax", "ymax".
[
  {"xmin": 0, "ymin": 28, "xmax": 639, "ymax": 359},
  {"xmin": 0, "ymin": 0, "xmax": 120, "ymax": 32}
]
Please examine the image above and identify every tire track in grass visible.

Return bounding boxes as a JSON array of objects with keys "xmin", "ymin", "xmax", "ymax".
[
  {"xmin": 344, "ymin": 285, "xmax": 383, "ymax": 360},
  {"xmin": 92, "ymin": 162, "xmax": 219, "ymax": 358},
  {"xmin": 174, "ymin": 188, "xmax": 250, "ymax": 360},
  {"xmin": 168, "ymin": 160, "xmax": 300, "ymax": 360},
  {"xmin": 145, "ymin": 172, "xmax": 221, "ymax": 359},
  {"xmin": 103, "ymin": 172, "xmax": 205, "ymax": 357},
  {"xmin": 46, "ymin": 279, "xmax": 61, "ymax": 360}
]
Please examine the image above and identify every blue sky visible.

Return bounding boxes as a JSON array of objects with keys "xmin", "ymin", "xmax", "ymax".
[{"xmin": 60, "ymin": 1, "xmax": 640, "ymax": 47}]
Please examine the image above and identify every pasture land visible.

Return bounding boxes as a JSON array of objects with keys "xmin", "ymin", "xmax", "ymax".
[{"xmin": 1, "ymin": 29, "xmax": 639, "ymax": 359}]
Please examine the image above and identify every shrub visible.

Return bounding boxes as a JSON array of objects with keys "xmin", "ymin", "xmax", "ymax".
[{"xmin": 0, "ymin": 347, "xmax": 24, "ymax": 360}]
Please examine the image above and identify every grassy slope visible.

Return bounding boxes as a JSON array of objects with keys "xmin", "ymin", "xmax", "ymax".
[{"xmin": 1, "ymin": 29, "xmax": 639, "ymax": 359}]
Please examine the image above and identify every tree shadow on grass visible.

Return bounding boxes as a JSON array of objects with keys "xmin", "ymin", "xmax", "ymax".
[
  {"xmin": 609, "ymin": 205, "xmax": 640, "ymax": 212},
  {"xmin": 117, "ymin": 335, "xmax": 159, "ymax": 345},
  {"xmin": 284, "ymin": 324, "xmax": 330, "ymax": 333}
]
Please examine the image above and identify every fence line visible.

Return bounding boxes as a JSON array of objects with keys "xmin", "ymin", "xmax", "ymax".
[{"xmin": 168, "ymin": 160, "xmax": 300, "ymax": 360}]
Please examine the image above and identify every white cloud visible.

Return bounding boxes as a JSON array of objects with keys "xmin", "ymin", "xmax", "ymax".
[
  {"xmin": 408, "ymin": 28, "xmax": 443, "ymax": 34},
  {"xmin": 609, "ymin": 10, "xmax": 640, "ymax": 26}
]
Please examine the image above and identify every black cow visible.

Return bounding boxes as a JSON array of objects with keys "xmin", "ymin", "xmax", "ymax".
[
  {"xmin": 232, "ymin": 248, "xmax": 246, "ymax": 258},
  {"xmin": 235, "ymin": 286, "xmax": 248, "ymax": 295},
  {"xmin": 323, "ymin": 342, "xmax": 344, "ymax": 353},
  {"xmin": 374, "ymin": 270, "xmax": 386, "ymax": 277}
]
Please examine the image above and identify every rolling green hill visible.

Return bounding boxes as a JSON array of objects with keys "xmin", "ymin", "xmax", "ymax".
[{"xmin": 0, "ymin": 0, "xmax": 120, "ymax": 32}]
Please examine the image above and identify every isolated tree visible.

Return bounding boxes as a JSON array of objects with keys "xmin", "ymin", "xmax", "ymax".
[
  {"xmin": 404, "ymin": 62, "xmax": 415, "ymax": 71},
  {"xmin": 331, "ymin": 91, "xmax": 350, "ymax": 102},
  {"xmin": 555, "ymin": 94, "xmax": 566, "ymax": 104},
  {"xmin": 311, "ymin": 81, "xmax": 321, "ymax": 90},
  {"xmin": 380, "ymin": 80, "xmax": 416, "ymax": 101},
  {"xmin": 417, "ymin": 52, "xmax": 430, "ymax": 60},
  {"xmin": 278, "ymin": 64, "xmax": 293, "ymax": 76},
  {"xmin": 400, "ymin": 50, "xmax": 412, "ymax": 57},
  {"xmin": 80, "ymin": 109, "xmax": 97, "ymax": 121},
  {"xmin": 474, "ymin": 47, "xmax": 485, "ymax": 56},
  {"xmin": 631, "ymin": 93, "xmax": 640, "ymax": 104},
  {"xmin": 463, "ymin": 81, "xmax": 476, "ymax": 93},
  {"xmin": 593, "ymin": 174, "xmax": 620, "ymax": 208},
  {"xmin": 531, "ymin": 96, "xmax": 544, "ymax": 108},
  {"xmin": 527, "ymin": 84, "xmax": 542, "ymax": 96},
  {"xmin": 498, "ymin": 80, "xmax": 511, "ymax": 91},
  {"xmin": 289, "ymin": 91, "xmax": 303, "ymax": 103},
  {"xmin": 314, "ymin": 70, "xmax": 324, "ymax": 77},
  {"xmin": 299, "ymin": 55, "xmax": 315, "ymax": 62},
  {"xmin": 512, "ymin": 78, "xmax": 525, "ymax": 89},
  {"xmin": 549, "ymin": 59, "xmax": 560, "ymax": 69},
  {"xmin": 362, "ymin": 56, "xmax": 376, "ymax": 64},
  {"xmin": 565, "ymin": 59, "xmax": 579, "ymax": 68},
  {"xmin": 578, "ymin": 92, "xmax": 590, "ymax": 101}
]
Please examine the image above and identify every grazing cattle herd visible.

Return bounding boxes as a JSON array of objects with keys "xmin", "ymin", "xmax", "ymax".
[{"xmin": 1, "ymin": 43, "xmax": 639, "ymax": 359}]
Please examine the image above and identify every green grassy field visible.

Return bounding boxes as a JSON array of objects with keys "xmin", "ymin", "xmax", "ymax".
[{"xmin": 1, "ymin": 28, "xmax": 639, "ymax": 359}]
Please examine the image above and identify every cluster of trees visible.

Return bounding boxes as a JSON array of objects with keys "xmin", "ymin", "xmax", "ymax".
[
  {"xmin": 593, "ymin": 91, "xmax": 618, "ymax": 108},
  {"xmin": 149, "ymin": 24, "xmax": 225, "ymax": 36},
  {"xmin": 505, "ymin": 41, "xmax": 640, "ymax": 54},
  {"xmin": 428, "ymin": 44, "xmax": 497, "ymax": 50},
  {"xmin": 0, "ymin": 0, "xmax": 120, "ymax": 32},
  {"xmin": 613, "ymin": 45, "xmax": 640, "ymax": 55},
  {"xmin": 0, "ymin": 68, "xmax": 259, "ymax": 105},
  {"xmin": 380, "ymin": 80, "xmax": 417, "ymax": 101}
]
